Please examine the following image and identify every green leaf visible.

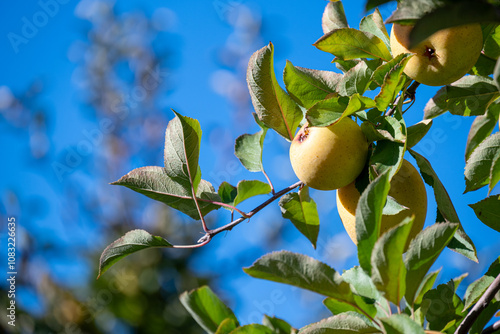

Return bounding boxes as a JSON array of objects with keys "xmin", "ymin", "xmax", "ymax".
[
  {"xmin": 374, "ymin": 56, "xmax": 412, "ymax": 112},
  {"xmin": 360, "ymin": 8, "xmax": 390, "ymax": 50},
  {"xmin": 484, "ymin": 24, "xmax": 500, "ymax": 60},
  {"xmin": 469, "ymin": 195, "xmax": 500, "ymax": 233},
  {"xmin": 421, "ymin": 282, "xmax": 466, "ymax": 332},
  {"xmin": 404, "ymin": 223, "xmax": 459, "ymax": 305},
  {"xmin": 407, "ymin": 119, "xmax": 433, "ymax": 149},
  {"xmin": 284, "ymin": 61, "xmax": 341, "ymax": 109},
  {"xmin": 233, "ymin": 180, "xmax": 271, "ymax": 207},
  {"xmin": 262, "ymin": 315, "xmax": 297, "ymax": 334},
  {"xmin": 235, "ymin": 113, "xmax": 268, "ymax": 172},
  {"xmin": 371, "ymin": 218, "xmax": 413, "ymax": 305},
  {"xmin": 336, "ymin": 60, "xmax": 377, "ymax": 96},
  {"xmin": 464, "ymin": 257, "xmax": 500, "ymax": 311},
  {"xmin": 180, "ymin": 286, "xmax": 239, "ymax": 334},
  {"xmin": 334, "ymin": 59, "xmax": 362, "ymax": 73},
  {"xmin": 305, "ymin": 96, "xmax": 349, "ymax": 127},
  {"xmin": 314, "ymin": 28, "xmax": 392, "ymax": 61},
  {"xmin": 247, "ymin": 43, "xmax": 303, "ymax": 141},
  {"xmin": 370, "ymin": 140, "xmax": 405, "ymax": 180},
  {"xmin": 409, "ymin": 149, "xmax": 478, "ymax": 262},
  {"xmin": 408, "ymin": 2, "xmax": 500, "ymax": 48},
  {"xmin": 471, "ymin": 53, "xmax": 497, "ymax": 77},
  {"xmin": 382, "ymin": 196, "xmax": 409, "ymax": 216},
  {"xmin": 423, "ymin": 76, "xmax": 500, "ymax": 118},
  {"xmin": 243, "ymin": 251, "xmax": 353, "ymax": 300},
  {"xmin": 386, "ymin": 0, "xmax": 446, "ymax": 23},
  {"xmin": 465, "ymin": 102, "xmax": 500, "ymax": 160},
  {"xmin": 306, "ymin": 94, "xmax": 376, "ymax": 128},
  {"xmin": 341, "ymin": 266, "xmax": 390, "ymax": 318},
  {"xmin": 356, "ymin": 170, "xmax": 391, "ymax": 275},
  {"xmin": 380, "ymin": 314, "xmax": 425, "ymax": 334},
  {"xmin": 299, "ymin": 313, "xmax": 379, "ymax": 334},
  {"xmin": 98, "ymin": 229, "xmax": 172, "ymax": 278},
  {"xmin": 229, "ymin": 325, "xmax": 274, "ymax": 334},
  {"xmin": 279, "ymin": 186, "xmax": 320, "ymax": 248},
  {"xmin": 321, "ymin": 0, "xmax": 348, "ymax": 33},
  {"xmin": 216, "ymin": 318, "xmax": 239, "ymax": 334},
  {"xmin": 452, "ymin": 273, "xmax": 469, "ymax": 292},
  {"xmin": 371, "ymin": 53, "xmax": 412, "ymax": 87},
  {"xmin": 342, "ymin": 267, "xmax": 379, "ymax": 300},
  {"xmin": 465, "ymin": 132, "xmax": 500, "ymax": 193},
  {"xmin": 165, "ymin": 111, "xmax": 203, "ymax": 192},
  {"xmin": 323, "ymin": 296, "xmax": 378, "ymax": 319},
  {"xmin": 112, "ymin": 166, "xmax": 220, "ymax": 220},
  {"xmin": 414, "ymin": 269, "xmax": 441, "ymax": 305},
  {"xmin": 218, "ymin": 182, "xmax": 237, "ymax": 207}
]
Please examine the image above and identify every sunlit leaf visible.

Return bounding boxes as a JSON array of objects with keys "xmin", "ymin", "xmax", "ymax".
[
  {"xmin": 374, "ymin": 56, "xmax": 411, "ymax": 112},
  {"xmin": 414, "ymin": 269, "xmax": 441, "ymax": 305},
  {"xmin": 233, "ymin": 180, "xmax": 271, "ymax": 207},
  {"xmin": 229, "ymin": 325, "xmax": 274, "ymax": 334},
  {"xmin": 262, "ymin": 315, "xmax": 297, "ymax": 334},
  {"xmin": 164, "ymin": 111, "xmax": 203, "ymax": 192},
  {"xmin": 180, "ymin": 286, "xmax": 239, "ymax": 334},
  {"xmin": 409, "ymin": 149, "xmax": 478, "ymax": 262},
  {"xmin": 380, "ymin": 314, "xmax": 425, "ymax": 334},
  {"xmin": 299, "ymin": 313, "xmax": 379, "ymax": 334},
  {"xmin": 243, "ymin": 251, "xmax": 353, "ymax": 300},
  {"xmin": 336, "ymin": 60, "xmax": 377, "ymax": 96},
  {"xmin": 371, "ymin": 218, "xmax": 413, "ymax": 305},
  {"xmin": 284, "ymin": 61, "xmax": 341, "ymax": 108},
  {"xmin": 356, "ymin": 170, "xmax": 391, "ymax": 275},
  {"xmin": 407, "ymin": 119, "xmax": 433, "ymax": 149},
  {"xmin": 279, "ymin": 186, "xmax": 320, "ymax": 248},
  {"xmin": 404, "ymin": 223, "xmax": 459, "ymax": 305},
  {"xmin": 464, "ymin": 132, "xmax": 500, "ymax": 193},
  {"xmin": 314, "ymin": 28, "xmax": 392, "ymax": 61},
  {"xmin": 111, "ymin": 166, "xmax": 220, "ymax": 220},
  {"xmin": 423, "ymin": 76, "xmax": 500, "ymax": 118},
  {"xmin": 235, "ymin": 113, "xmax": 268, "ymax": 172},
  {"xmin": 98, "ymin": 229, "xmax": 172, "ymax": 278},
  {"xmin": 466, "ymin": 102, "xmax": 500, "ymax": 159},
  {"xmin": 469, "ymin": 195, "xmax": 500, "ymax": 233},
  {"xmin": 247, "ymin": 43, "xmax": 303, "ymax": 141},
  {"xmin": 305, "ymin": 96, "xmax": 349, "ymax": 127},
  {"xmin": 360, "ymin": 8, "xmax": 390, "ymax": 50},
  {"xmin": 215, "ymin": 318, "xmax": 238, "ymax": 334},
  {"xmin": 322, "ymin": 0, "xmax": 348, "ymax": 34}
]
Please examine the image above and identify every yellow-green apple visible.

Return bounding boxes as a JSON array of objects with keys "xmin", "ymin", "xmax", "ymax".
[
  {"xmin": 390, "ymin": 23, "xmax": 483, "ymax": 86},
  {"xmin": 337, "ymin": 159, "xmax": 427, "ymax": 250},
  {"xmin": 289, "ymin": 117, "xmax": 368, "ymax": 191}
]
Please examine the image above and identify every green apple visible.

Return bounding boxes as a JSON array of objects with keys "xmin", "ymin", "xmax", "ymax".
[
  {"xmin": 289, "ymin": 117, "xmax": 368, "ymax": 191},
  {"xmin": 390, "ymin": 23, "xmax": 483, "ymax": 86},
  {"xmin": 337, "ymin": 159, "xmax": 427, "ymax": 250}
]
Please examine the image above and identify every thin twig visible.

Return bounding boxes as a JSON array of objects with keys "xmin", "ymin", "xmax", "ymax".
[
  {"xmin": 172, "ymin": 236, "xmax": 212, "ymax": 249},
  {"xmin": 482, "ymin": 319, "xmax": 500, "ymax": 334},
  {"xmin": 197, "ymin": 198, "xmax": 249, "ymax": 218},
  {"xmin": 455, "ymin": 273, "xmax": 500, "ymax": 334},
  {"xmin": 385, "ymin": 81, "xmax": 420, "ymax": 117},
  {"xmin": 197, "ymin": 181, "xmax": 304, "ymax": 243},
  {"xmin": 262, "ymin": 169, "xmax": 275, "ymax": 195}
]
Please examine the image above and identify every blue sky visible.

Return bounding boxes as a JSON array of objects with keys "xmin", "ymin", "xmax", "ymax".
[{"xmin": 1, "ymin": 0, "xmax": 499, "ymax": 330}]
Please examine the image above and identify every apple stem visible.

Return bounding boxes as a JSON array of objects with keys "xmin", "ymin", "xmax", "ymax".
[{"xmin": 385, "ymin": 81, "xmax": 420, "ymax": 117}]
